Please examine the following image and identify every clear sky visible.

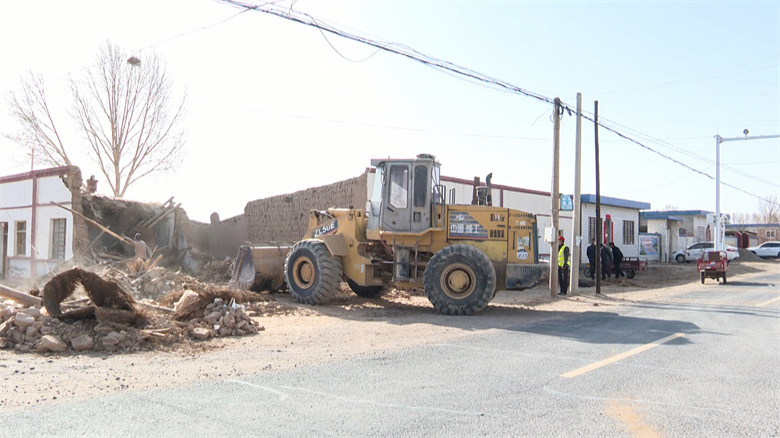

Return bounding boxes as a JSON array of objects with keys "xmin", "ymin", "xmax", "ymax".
[{"xmin": 1, "ymin": 0, "xmax": 778, "ymax": 222}]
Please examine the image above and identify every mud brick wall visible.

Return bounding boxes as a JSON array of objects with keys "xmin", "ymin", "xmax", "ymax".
[
  {"xmin": 245, "ymin": 172, "xmax": 368, "ymax": 243},
  {"xmin": 190, "ymin": 214, "xmax": 248, "ymax": 259}
]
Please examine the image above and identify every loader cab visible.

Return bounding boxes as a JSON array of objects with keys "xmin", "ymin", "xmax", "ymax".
[{"xmin": 367, "ymin": 154, "xmax": 442, "ymax": 233}]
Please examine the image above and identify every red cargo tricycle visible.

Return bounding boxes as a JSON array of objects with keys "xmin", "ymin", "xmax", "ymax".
[{"xmin": 697, "ymin": 251, "xmax": 728, "ymax": 284}]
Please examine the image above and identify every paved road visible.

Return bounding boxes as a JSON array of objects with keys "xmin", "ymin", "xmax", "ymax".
[{"xmin": 1, "ymin": 272, "xmax": 778, "ymax": 437}]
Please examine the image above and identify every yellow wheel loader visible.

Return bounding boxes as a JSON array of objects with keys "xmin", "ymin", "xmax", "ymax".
[{"xmin": 231, "ymin": 154, "xmax": 545, "ymax": 315}]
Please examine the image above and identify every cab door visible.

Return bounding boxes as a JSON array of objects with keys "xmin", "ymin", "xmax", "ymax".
[{"xmin": 380, "ymin": 163, "xmax": 412, "ymax": 232}]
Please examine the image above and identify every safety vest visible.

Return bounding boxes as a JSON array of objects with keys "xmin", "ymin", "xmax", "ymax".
[{"xmin": 558, "ymin": 244, "xmax": 568, "ymax": 267}]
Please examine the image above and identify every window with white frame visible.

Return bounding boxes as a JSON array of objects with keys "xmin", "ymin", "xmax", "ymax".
[
  {"xmin": 51, "ymin": 218, "xmax": 67, "ymax": 260},
  {"xmin": 588, "ymin": 217, "xmax": 597, "ymax": 243},
  {"xmin": 623, "ymin": 220, "xmax": 635, "ymax": 245},
  {"xmin": 767, "ymin": 229, "xmax": 777, "ymax": 239},
  {"xmin": 15, "ymin": 221, "xmax": 26, "ymax": 256}
]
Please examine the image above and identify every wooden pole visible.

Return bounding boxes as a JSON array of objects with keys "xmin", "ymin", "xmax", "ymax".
[
  {"xmin": 50, "ymin": 202, "xmax": 132, "ymax": 246},
  {"xmin": 0, "ymin": 283, "xmax": 42, "ymax": 307}
]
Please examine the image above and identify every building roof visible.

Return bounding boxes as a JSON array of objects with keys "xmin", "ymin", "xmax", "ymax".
[
  {"xmin": 725, "ymin": 223, "xmax": 780, "ymax": 229},
  {"xmin": 0, "ymin": 165, "xmax": 79, "ymax": 184},
  {"xmin": 580, "ymin": 194, "xmax": 651, "ymax": 210},
  {"xmin": 641, "ymin": 212, "xmax": 685, "ymax": 222},
  {"xmin": 642, "ymin": 209, "xmax": 712, "ymax": 217}
]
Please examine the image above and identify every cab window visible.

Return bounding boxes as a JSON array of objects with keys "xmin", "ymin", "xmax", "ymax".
[
  {"xmin": 413, "ymin": 165, "xmax": 427, "ymax": 208},
  {"xmin": 388, "ymin": 166, "xmax": 408, "ymax": 209}
]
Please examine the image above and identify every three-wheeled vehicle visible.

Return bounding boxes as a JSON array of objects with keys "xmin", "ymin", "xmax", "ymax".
[{"xmin": 697, "ymin": 250, "xmax": 728, "ymax": 284}]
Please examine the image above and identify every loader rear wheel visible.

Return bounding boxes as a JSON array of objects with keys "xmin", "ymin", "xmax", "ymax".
[
  {"xmin": 424, "ymin": 245, "xmax": 496, "ymax": 315},
  {"xmin": 347, "ymin": 279, "xmax": 385, "ymax": 299},
  {"xmin": 284, "ymin": 240, "xmax": 342, "ymax": 305}
]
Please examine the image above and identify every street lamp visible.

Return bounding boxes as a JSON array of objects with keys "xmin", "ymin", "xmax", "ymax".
[{"xmin": 714, "ymin": 132, "xmax": 780, "ymax": 250}]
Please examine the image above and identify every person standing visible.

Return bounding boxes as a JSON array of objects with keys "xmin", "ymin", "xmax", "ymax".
[
  {"xmin": 557, "ymin": 236, "xmax": 570, "ymax": 296},
  {"xmin": 610, "ymin": 242, "xmax": 625, "ymax": 278},
  {"xmin": 131, "ymin": 233, "xmax": 151, "ymax": 260},
  {"xmin": 586, "ymin": 239, "xmax": 597, "ymax": 279},
  {"xmin": 600, "ymin": 243, "xmax": 613, "ymax": 280}
]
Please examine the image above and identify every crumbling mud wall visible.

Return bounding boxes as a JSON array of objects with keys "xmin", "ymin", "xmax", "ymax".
[
  {"xmin": 244, "ymin": 172, "xmax": 369, "ymax": 243},
  {"xmin": 190, "ymin": 213, "xmax": 248, "ymax": 259}
]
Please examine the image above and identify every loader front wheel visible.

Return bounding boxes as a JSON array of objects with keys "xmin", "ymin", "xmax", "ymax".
[
  {"xmin": 285, "ymin": 240, "xmax": 342, "ymax": 305},
  {"xmin": 424, "ymin": 245, "xmax": 496, "ymax": 315},
  {"xmin": 347, "ymin": 279, "xmax": 385, "ymax": 299}
]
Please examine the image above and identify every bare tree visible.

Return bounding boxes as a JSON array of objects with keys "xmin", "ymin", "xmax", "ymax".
[
  {"xmin": 729, "ymin": 211, "xmax": 751, "ymax": 228},
  {"xmin": 5, "ymin": 41, "xmax": 186, "ymax": 197},
  {"xmin": 754, "ymin": 195, "xmax": 780, "ymax": 224},
  {"xmin": 70, "ymin": 42, "xmax": 187, "ymax": 197},
  {"xmin": 4, "ymin": 72, "xmax": 73, "ymax": 167}
]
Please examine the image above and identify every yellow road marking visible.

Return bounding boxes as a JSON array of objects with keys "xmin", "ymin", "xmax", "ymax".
[
  {"xmin": 561, "ymin": 333, "xmax": 686, "ymax": 378},
  {"xmin": 605, "ymin": 400, "xmax": 662, "ymax": 438},
  {"xmin": 757, "ymin": 296, "xmax": 780, "ymax": 307}
]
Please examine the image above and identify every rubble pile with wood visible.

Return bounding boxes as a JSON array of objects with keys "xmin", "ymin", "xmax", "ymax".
[{"xmin": 0, "ymin": 261, "xmax": 272, "ymax": 354}]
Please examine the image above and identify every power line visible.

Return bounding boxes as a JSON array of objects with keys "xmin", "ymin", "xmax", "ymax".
[{"xmin": 217, "ymin": 0, "xmax": 775, "ymax": 203}]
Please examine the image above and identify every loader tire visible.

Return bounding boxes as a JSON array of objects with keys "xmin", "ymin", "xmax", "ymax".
[
  {"xmin": 424, "ymin": 245, "xmax": 496, "ymax": 316},
  {"xmin": 285, "ymin": 240, "xmax": 342, "ymax": 305},
  {"xmin": 347, "ymin": 279, "xmax": 385, "ymax": 299}
]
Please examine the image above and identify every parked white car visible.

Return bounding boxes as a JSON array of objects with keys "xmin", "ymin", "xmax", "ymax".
[
  {"xmin": 746, "ymin": 241, "xmax": 780, "ymax": 258},
  {"xmin": 672, "ymin": 242, "xmax": 739, "ymax": 263}
]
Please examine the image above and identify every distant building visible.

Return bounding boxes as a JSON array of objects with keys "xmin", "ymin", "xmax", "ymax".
[
  {"xmin": 640, "ymin": 210, "xmax": 718, "ymax": 263},
  {"xmin": 725, "ymin": 223, "xmax": 780, "ymax": 248}
]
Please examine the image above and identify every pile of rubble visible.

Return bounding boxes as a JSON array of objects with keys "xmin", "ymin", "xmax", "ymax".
[
  {"xmin": 0, "ymin": 294, "xmax": 263, "ymax": 354},
  {"xmin": 0, "ymin": 259, "xmax": 273, "ymax": 354}
]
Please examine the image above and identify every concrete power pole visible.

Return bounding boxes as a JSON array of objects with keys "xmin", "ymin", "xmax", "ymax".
[
  {"xmin": 594, "ymin": 100, "xmax": 602, "ymax": 294},
  {"xmin": 550, "ymin": 97, "xmax": 562, "ymax": 298},
  {"xmin": 570, "ymin": 93, "xmax": 583, "ymax": 294}
]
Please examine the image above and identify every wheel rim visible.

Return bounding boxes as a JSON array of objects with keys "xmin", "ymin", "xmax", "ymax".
[
  {"xmin": 440, "ymin": 263, "xmax": 476, "ymax": 299},
  {"xmin": 292, "ymin": 256, "xmax": 315, "ymax": 289}
]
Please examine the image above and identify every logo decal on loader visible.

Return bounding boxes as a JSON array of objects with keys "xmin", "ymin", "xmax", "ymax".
[
  {"xmin": 314, "ymin": 220, "xmax": 338, "ymax": 237},
  {"xmin": 448, "ymin": 211, "xmax": 488, "ymax": 239}
]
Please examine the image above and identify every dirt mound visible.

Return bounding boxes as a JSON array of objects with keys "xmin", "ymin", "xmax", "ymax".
[{"xmin": 736, "ymin": 248, "xmax": 769, "ymax": 263}]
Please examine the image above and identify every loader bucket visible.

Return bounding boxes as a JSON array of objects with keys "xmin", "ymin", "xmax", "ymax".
[{"xmin": 229, "ymin": 244, "xmax": 291, "ymax": 292}]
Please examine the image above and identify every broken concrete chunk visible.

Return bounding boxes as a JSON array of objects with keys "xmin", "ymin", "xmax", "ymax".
[
  {"xmin": 203, "ymin": 311, "xmax": 222, "ymax": 326},
  {"xmin": 71, "ymin": 335, "xmax": 94, "ymax": 351},
  {"xmin": 41, "ymin": 335, "xmax": 68, "ymax": 352},
  {"xmin": 191, "ymin": 327, "xmax": 210, "ymax": 340},
  {"xmin": 14, "ymin": 313, "xmax": 35, "ymax": 328},
  {"xmin": 20, "ymin": 307, "xmax": 41, "ymax": 318},
  {"xmin": 101, "ymin": 331, "xmax": 124, "ymax": 346}
]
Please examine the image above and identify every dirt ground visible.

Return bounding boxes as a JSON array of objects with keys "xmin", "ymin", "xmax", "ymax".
[{"xmin": 1, "ymin": 258, "xmax": 777, "ymax": 411}]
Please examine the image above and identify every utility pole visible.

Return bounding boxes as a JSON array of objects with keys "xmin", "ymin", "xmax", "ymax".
[
  {"xmin": 570, "ymin": 93, "xmax": 583, "ymax": 294},
  {"xmin": 714, "ymin": 132, "xmax": 780, "ymax": 250},
  {"xmin": 594, "ymin": 101, "xmax": 602, "ymax": 294},
  {"xmin": 549, "ymin": 97, "xmax": 562, "ymax": 298}
]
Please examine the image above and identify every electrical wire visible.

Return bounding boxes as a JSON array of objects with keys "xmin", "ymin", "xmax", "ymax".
[{"xmin": 216, "ymin": 0, "xmax": 778, "ymax": 204}]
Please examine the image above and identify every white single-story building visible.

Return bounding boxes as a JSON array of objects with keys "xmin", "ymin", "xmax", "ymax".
[{"xmin": 0, "ymin": 166, "xmax": 86, "ymax": 281}]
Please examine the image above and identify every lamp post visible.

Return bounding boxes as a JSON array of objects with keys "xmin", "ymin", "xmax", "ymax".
[{"xmin": 714, "ymin": 132, "xmax": 780, "ymax": 250}]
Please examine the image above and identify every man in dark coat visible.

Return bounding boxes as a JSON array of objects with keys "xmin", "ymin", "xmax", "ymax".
[
  {"xmin": 610, "ymin": 242, "xmax": 625, "ymax": 278},
  {"xmin": 600, "ymin": 243, "xmax": 613, "ymax": 280},
  {"xmin": 586, "ymin": 239, "xmax": 597, "ymax": 279}
]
